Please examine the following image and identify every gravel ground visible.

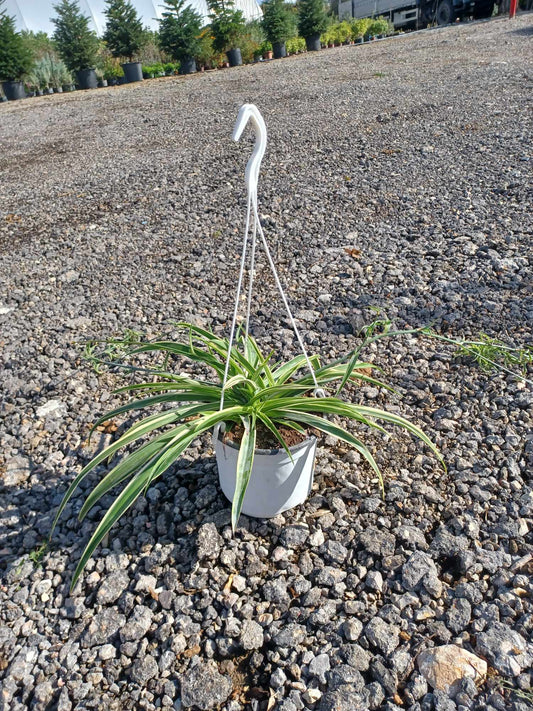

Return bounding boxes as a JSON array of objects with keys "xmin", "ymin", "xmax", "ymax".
[{"xmin": 1, "ymin": 14, "xmax": 532, "ymax": 711}]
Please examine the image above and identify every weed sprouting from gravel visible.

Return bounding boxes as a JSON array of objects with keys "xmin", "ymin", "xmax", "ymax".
[
  {"xmin": 496, "ymin": 678, "xmax": 533, "ymax": 705},
  {"xmin": 29, "ymin": 541, "xmax": 49, "ymax": 567},
  {"xmin": 83, "ymin": 328, "xmax": 143, "ymax": 373}
]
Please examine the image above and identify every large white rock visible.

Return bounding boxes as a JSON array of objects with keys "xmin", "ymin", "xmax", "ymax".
[
  {"xmin": 4, "ymin": 456, "xmax": 31, "ymax": 486},
  {"xmin": 417, "ymin": 645, "xmax": 487, "ymax": 697},
  {"xmin": 36, "ymin": 399, "xmax": 66, "ymax": 419}
]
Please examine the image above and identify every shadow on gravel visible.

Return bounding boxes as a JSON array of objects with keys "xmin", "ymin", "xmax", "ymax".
[
  {"xmin": 511, "ymin": 25, "xmax": 533, "ymax": 35},
  {"xmin": 0, "ymin": 449, "xmax": 227, "ymax": 582}
]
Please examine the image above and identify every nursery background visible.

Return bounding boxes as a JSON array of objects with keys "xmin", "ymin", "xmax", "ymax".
[{"xmin": 1, "ymin": 9, "xmax": 533, "ymax": 711}]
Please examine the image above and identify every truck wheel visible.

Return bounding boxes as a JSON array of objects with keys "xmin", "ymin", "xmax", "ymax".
[{"xmin": 436, "ymin": 0, "xmax": 455, "ymax": 23}]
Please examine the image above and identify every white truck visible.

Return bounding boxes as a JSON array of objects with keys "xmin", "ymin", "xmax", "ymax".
[{"xmin": 338, "ymin": 0, "xmax": 495, "ymax": 28}]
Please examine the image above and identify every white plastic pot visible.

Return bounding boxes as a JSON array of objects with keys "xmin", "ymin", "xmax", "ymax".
[{"xmin": 214, "ymin": 429, "xmax": 317, "ymax": 518}]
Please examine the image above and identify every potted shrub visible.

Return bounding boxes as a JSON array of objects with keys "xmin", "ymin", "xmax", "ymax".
[
  {"xmin": 52, "ymin": 0, "xmax": 99, "ymax": 90},
  {"xmin": 158, "ymin": 0, "xmax": 203, "ymax": 75},
  {"xmin": 0, "ymin": 1, "xmax": 33, "ymax": 100},
  {"xmin": 42, "ymin": 54, "xmax": 71, "ymax": 92},
  {"xmin": 51, "ymin": 323, "xmax": 442, "ymax": 588},
  {"xmin": 335, "ymin": 20, "xmax": 352, "ymax": 45},
  {"xmin": 24, "ymin": 73, "xmax": 38, "ymax": 97},
  {"xmin": 261, "ymin": 40, "xmax": 273, "ymax": 60},
  {"xmin": 297, "ymin": 0, "xmax": 328, "ymax": 52},
  {"xmin": 196, "ymin": 28, "xmax": 219, "ymax": 71},
  {"xmin": 320, "ymin": 26, "xmax": 333, "ymax": 48},
  {"xmin": 59, "ymin": 62, "xmax": 74, "ymax": 91},
  {"xmin": 261, "ymin": 0, "xmax": 296, "ymax": 59},
  {"xmin": 350, "ymin": 18, "xmax": 369, "ymax": 43},
  {"xmin": 102, "ymin": 56, "xmax": 124, "ymax": 84},
  {"xmin": 286, "ymin": 35, "xmax": 306, "ymax": 55},
  {"xmin": 163, "ymin": 61, "xmax": 178, "ymax": 75},
  {"xmin": 367, "ymin": 16, "xmax": 390, "ymax": 39},
  {"xmin": 29, "ymin": 57, "xmax": 51, "ymax": 95},
  {"xmin": 103, "ymin": 0, "xmax": 145, "ymax": 82},
  {"xmin": 208, "ymin": 0, "xmax": 246, "ymax": 67},
  {"xmin": 95, "ymin": 67, "xmax": 107, "ymax": 87}
]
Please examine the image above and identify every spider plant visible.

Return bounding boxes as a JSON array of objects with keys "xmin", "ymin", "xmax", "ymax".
[{"xmin": 51, "ymin": 322, "xmax": 442, "ymax": 588}]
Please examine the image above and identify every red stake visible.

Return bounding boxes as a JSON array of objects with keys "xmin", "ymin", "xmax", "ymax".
[{"xmin": 509, "ymin": 0, "xmax": 517, "ymax": 18}]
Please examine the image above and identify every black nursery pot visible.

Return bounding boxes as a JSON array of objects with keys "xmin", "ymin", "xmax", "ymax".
[
  {"xmin": 273, "ymin": 41, "xmax": 287, "ymax": 59},
  {"xmin": 226, "ymin": 48, "xmax": 242, "ymax": 67},
  {"xmin": 76, "ymin": 68, "xmax": 97, "ymax": 90},
  {"xmin": 305, "ymin": 34, "xmax": 321, "ymax": 52},
  {"xmin": 122, "ymin": 61, "xmax": 143, "ymax": 83},
  {"xmin": 2, "ymin": 80, "xmax": 26, "ymax": 101},
  {"xmin": 179, "ymin": 57, "xmax": 196, "ymax": 74}
]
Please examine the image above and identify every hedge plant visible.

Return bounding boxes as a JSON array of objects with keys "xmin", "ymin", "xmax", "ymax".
[
  {"xmin": 208, "ymin": 0, "xmax": 246, "ymax": 52},
  {"xmin": 158, "ymin": 0, "xmax": 203, "ymax": 64},
  {"xmin": 262, "ymin": 0, "xmax": 296, "ymax": 45},
  {"xmin": 0, "ymin": 1, "xmax": 33, "ymax": 81},
  {"xmin": 52, "ymin": 0, "xmax": 99, "ymax": 73},
  {"xmin": 103, "ymin": 0, "xmax": 145, "ymax": 62},
  {"xmin": 297, "ymin": 0, "xmax": 328, "ymax": 40}
]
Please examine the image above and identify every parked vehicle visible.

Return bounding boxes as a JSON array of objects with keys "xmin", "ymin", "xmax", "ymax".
[{"xmin": 338, "ymin": 0, "xmax": 495, "ymax": 28}]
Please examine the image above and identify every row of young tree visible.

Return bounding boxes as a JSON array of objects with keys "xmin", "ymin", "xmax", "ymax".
[{"xmin": 1, "ymin": 0, "xmax": 357, "ymax": 99}]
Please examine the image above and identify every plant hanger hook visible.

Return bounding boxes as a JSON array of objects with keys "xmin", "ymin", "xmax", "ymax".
[{"xmin": 232, "ymin": 103, "xmax": 267, "ymax": 200}]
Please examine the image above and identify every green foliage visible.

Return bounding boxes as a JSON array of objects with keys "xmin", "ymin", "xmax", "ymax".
[
  {"xmin": 350, "ymin": 17, "xmax": 370, "ymax": 39},
  {"xmin": 142, "ymin": 61, "xmax": 165, "ymax": 76},
  {"xmin": 320, "ymin": 26, "xmax": 334, "ymax": 44},
  {"xmin": 286, "ymin": 35, "xmax": 306, "ymax": 53},
  {"xmin": 52, "ymin": 322, "xmax": 442, "ymax": 589},
  {"xmin": 163, "ymin": 61, "xmax": 179, "ymax": 74},
  {"xmin": 367, "ymin": 16, "xmax": 389, "ymax": 37},
  {"xmin": 84, "ymin": 328, "xmax": 142, "ymax": 373},
  {"xmin": 332, "ymin": 20, "xmax": 351, "ymax": 43},
  {"xmin": 424, "ymin": 329, "xmax": 533, "ymax": 380},
  {"xmin": 497, "ymin": 679, "xmax": 533, "ymax": 706},
  {"xmin": 0, "ymin": 1, "xmax": 33, "ymax": 81},
  {"xmin": 98, "ymin": 53, "xmax": 125, "ymax": 80},
  {"xmin": 52, "ymin": 0, "xmax": 99, "ymax": 72},
  {"xmin": 262, "ymin": 0, "xmax": 296, "ymax": 44},
  {"xmin": 137, "ymin": 29, "xmax": 165, "ymax": 64},
  {"xmin": 158, "ymin": 0, "xmax": 203, "ymax": 63},
  {"xmin": 26, "ymin": 53, "xmax": 73, "ymax": 89},
  {"xmin": 20, "ymin": 30, "xmax": 57, "ymax": 61},
  {"xmin": 195, "ymin": 28, "xmax": 224, "ymax": 68},
  {"xmin": 103, "ymin": 0, "xmax": 145, "ymax": 61},
  {"xmin": 237, "ymin": 20, "xmax": 266, "ymax": 63},
  {"xmin": 297, "ymin": 0, "xmax": 328, "ymax": 39},
  {"xmin": 29, "ymin": 541, "xmax": 49, "ymax": 567},
  {"xmin": 207, "ymin": 0, "xmax": 246, "ymax": 52}
]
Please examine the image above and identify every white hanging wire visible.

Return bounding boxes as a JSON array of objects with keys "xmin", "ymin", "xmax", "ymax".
[
  {"xmin": 219, "ymin": 104, "xmax": 325, "ymax": 416},
  {"xmin": 219, "ymin": 194, "xmax": 252, "ymax": 413},
  {"xmin": 244, "ymin": 216, "xmax": 257, "ymax": 343},
  {"xmin": 251, "ymin": 194, "xmax": 324, "ymax": 396}
]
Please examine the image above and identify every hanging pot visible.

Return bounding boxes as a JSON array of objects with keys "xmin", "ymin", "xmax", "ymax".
[
  {"xmin": 76, "ymin": 68, "xmax": 97, "ymax": 90},
  {"xmin": 2, "ymin": 81, "xmax": 26, "ymax": 100},
  {"xmin": 122, "ymin": 61, "xmax": 143, "ymax": 83},
  {"xmin": 215, "ymin": 429, "xmax": 317, "ymax": 518},
  {"xmin": 226, "ymin": 48, "xmax": 242, "ymax": 67},
  {"xmin": 305, "ymin": 34, "xmax": 321, "ymax": 52}
]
